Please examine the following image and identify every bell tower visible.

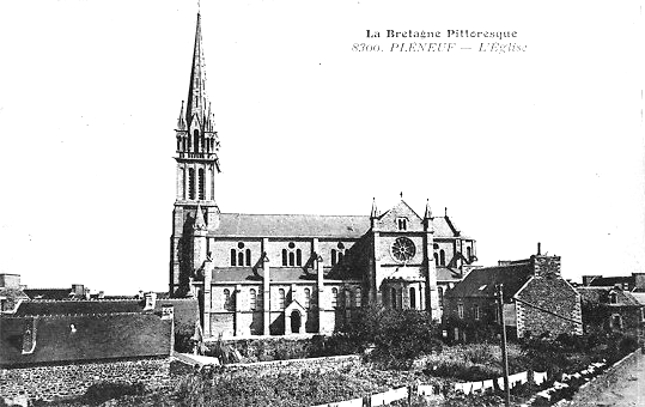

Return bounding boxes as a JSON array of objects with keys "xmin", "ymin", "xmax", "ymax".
[{"xmin": 170, "ymin": 13, "xmax": 220, "ymax": 296}]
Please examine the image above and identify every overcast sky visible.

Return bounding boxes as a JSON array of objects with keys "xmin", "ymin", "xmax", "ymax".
[{"xmin": 0, "ymin": 1, "xmax": 643, "ymax": 294}]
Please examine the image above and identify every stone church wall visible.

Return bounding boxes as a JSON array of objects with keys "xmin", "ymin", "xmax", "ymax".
[{"xmin": 0, "ymin": 357, "xmax": 171, "ymax": 403}]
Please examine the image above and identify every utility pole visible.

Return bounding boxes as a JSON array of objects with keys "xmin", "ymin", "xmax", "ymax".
[{"xmin": 497, "ymin": 283, "xmax": 511, "ymax": 407}]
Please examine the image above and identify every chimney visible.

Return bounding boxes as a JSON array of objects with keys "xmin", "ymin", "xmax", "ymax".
[
  {"xmin": 532, "ymin": 255, "xmax": 562, "ymax": 278},
  {"xmin": 98, "ymin": 291, "xmax": 105, "ymax": 299},
  {"xmin": 144, "ymin": 292, "xmax": 157, "ymax": 311},
  {"xmin": 537, "ymin": 242, "xmax": 541, "ymax": 256}
]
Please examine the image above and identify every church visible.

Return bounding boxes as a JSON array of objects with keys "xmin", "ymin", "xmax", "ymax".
[{"xmin": 169, "ymin": 14, "xmax": 478, "ymax": 338}]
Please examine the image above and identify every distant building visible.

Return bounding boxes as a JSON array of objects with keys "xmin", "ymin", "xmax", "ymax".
[
  {"xmin": 578, "ymin": 286, "xmax": 644, "ymax": 337},
  {"xmin": 444, "ymin": 247, "xmax": 583, "ymax": 342},
  {"xmin": 581, "ymin": 273, "xmax": 645, "ymax": 292},
  {"xmin": 169, "ymin": 14, "xmax": 478, "ymax": 339},
  {"xmin": 0, "ymin": 273, "xmax": 28, "ymax": 313}
]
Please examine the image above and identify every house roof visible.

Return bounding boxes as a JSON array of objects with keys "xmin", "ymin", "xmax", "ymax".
[
  {"xmin": 631, "ymin": 292, "xmax": 645, "ymax": 305},
  {"xmin": 12, "ymin": 300, "xmax": 145, "ymax": 316},
  {"xmin": 206, "ymin": 213, "xmax": 468, "ymax": 239},
  {"xmin": 0, "ymin": 313, "xmax": 171, "ymax": 367},
  {"xmin": 577, "ymin": 287, "xmax": 642, "ymax": 306},
  {"xmin": 23, "ymin": 288, "xmax": 73, "ymax": 300},
  {"xmin": 0, "ymin": 298, "xmax": 188, "ymax": 367},
  {"xmin": 584, "ymin": 276, "xmax": 633, "ymax": 289},
  {"xmin": 444, "ymin": 263, "xmax": 533, "ymax": 299}
]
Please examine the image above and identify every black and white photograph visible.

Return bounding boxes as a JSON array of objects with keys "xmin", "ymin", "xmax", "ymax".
[{"xmin": 0, "ymin": 1, "xmax": 643, "ymax": 406}]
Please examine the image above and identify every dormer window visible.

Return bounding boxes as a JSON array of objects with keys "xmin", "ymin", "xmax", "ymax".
[
  {"xmin": 609, "ymin": 292, "xmax": 618, "ymax": 304},
  {"xmin": 397, "ymin": 218, "xmax": 408, "ymax": 231}
]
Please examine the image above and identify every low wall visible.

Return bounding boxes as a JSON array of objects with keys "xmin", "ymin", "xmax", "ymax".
[
  {"xmin": 0, "ymin": 357, "xmax": 171, "ymax": 403},
  {"xmin": 222, "ymin": 354, "xmax": 360, "ymax": 375}
]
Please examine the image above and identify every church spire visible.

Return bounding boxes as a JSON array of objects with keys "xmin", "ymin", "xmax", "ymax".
[
  {"xmin": 185, "ymin": 12, "xmax": 208, "ymax": 129},
  {"xmin": 424, "ymin": 199, "xmax": 432, "ymax": 220}
]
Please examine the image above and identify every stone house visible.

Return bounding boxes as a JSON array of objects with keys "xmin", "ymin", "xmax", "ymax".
[
  {"xmin": 169, "ymin": 14, "xmax": 478, "ymax": 339},
  {"xmin": 578, "ymin": 286, "xmax": 644, "ymax": 337},
  {"xmin": 444, "ymin": 249, "xmax": 583, "ymax": 342}
]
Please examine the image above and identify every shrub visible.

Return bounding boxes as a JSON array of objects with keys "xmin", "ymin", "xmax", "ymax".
[{"xmin": 329, "ymin": 306, "xmax": 443, "ymax": 368}]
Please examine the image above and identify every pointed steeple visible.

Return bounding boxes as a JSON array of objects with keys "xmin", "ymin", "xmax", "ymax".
[
  {"xmin": 185, "ymin": 12, "xmax": 208, "ymax": 129},
  {"xmin": 370, "ymin": 197, "xmax": 379, "ymax": 218},
  {"xmin": 177, "ymin": 100, "xmax": 186, "ymax": 130},
  {"xmin": 424, "ymin": 199, "xmax": 432, "ymax": 220},
  {"xmin": 194, "ymin": 203, "xmax": 207, "ymax": 231}
]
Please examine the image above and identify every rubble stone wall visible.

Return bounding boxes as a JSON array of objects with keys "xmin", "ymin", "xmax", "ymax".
[{"xmin": 0, "ymin": 357, "xmax": 171, "ymax": 403}]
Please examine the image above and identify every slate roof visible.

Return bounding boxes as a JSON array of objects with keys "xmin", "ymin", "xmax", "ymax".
[
  {"xmin": 23, "ymin": 288, "xmax": 73, "ymax": 300},
  {"xmin": 631, "ymin": 292, "xmax": 645, "ymax": 305},
  {"xmin": 437, "ymin": 267, "xmax": 464, "ymax": 282},
  {"xmin": 577, "ymin": 287, "xmax": 642, "ymax": 306},
  {"xmin": 585, "ymin": 276, "xmax": 633, "ymax": 289},
  {"xmin": 0, "ymin": 298, "xmax": 190, "ymax": 367},
  {"xmin": 0, "ymin": 313, "xmax": 171, "ymax": 367},
  {"xmin": 13, "ymin": 300, "xmax": 144, "ymax": 316},
  {"xmin": 209, "ymin": 213, "xmax": 370, "ymax": 238},
  {"xmin": 444, "ymin": 263, "xmax": 533, "ymax": 299},
  {"xmin": 206, "ymin": 213, "xmax": 466, "ymax": 239}
]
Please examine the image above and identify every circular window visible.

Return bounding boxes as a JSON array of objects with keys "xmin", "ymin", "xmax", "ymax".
[
  {"xmin": 237, "ymin": 242, "xmax": 245, "ymax": 249},
  {"xmin": 391, "ymin": 237, "xmax": 416, "ymax": 262},
  {"xmin": 337, "ymin": 242, "xmax": 345, "ymax": 250},
  {"xmin": 288, "ymin": 242, "xmax": 296, "ymax": 249}
]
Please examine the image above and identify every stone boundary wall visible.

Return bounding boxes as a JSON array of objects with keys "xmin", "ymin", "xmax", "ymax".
[
  {"xmin": 554, "ymin": 349, "xmax": 641, "ymax": 407},
  {"xmin": 0, "ymin": 357, "xmax": 171, "ymax": 403},
  {"xmin": 222, "ymin": 354, "xmax": 360, "ymax": 375}
]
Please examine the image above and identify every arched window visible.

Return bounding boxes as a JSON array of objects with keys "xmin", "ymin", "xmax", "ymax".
[
  {"xmin": 438, "ymin": 286, "xmax": 444, "ymax": 308},
  {"xmin": 434, "ymin": 253, "xmax": 439, "ymax": 264},
  {"xmin": 223, "ymin": 289, "xmax": 233, "ymax": 311},
  {"xmin": 283, "ymin": 242, "xmax": 302, "ymax": 267},
  {"xmin": 331, "ymin": 243, "xmax": 346, "ymax": 266},
  {"xmin": 409, "ymin": 287, "xmax": 416, "ymax": 309},
  {"xmin": 198, "ymin": 168, "xmax": 205, "ymax": 200},
  {"xmin": 193, "ymin": 129, "xmax": 200, "ymax": 152},
  {"xmin": 397, "ymin": 218, "xmax": 408, "ymax": 231},
  {"xmin": 278, "ymin": 289, "xmax": 286, "ymax": 310},
  {"xmin": 345, "ymin": 289, "xmax": 352, "ymax": 308},
  {"xmin": 457, "ymin": 303, "xmax": 464, "ymax": 319},
  {"xmin": 439, "ymin": 250, "xmax": 446, "ymax": 266},
  {"xmin": 304, "ymin": 288, "xmax": 311, "ymax": 309},
  {"xmin": 188, "ymin": 168, "xmax": 195, "ymax": 200},
  {"xmin": 391, "ymin": 288, "xmax": 397, "ymax": 309},
  {"xmin": 250, "ymin": 289, "xmax": 257, "ymax": 311},
  {"xmin": 331, "ymin": 288, "xmax": 338, "ymax": 308},
  {"xmin": 466, "ymin": 246, "xmax": 472, "ymax": 261},
  {"xmin": 611, "ymin": 314, "xmax": 622, "ymax": 329},
  {"xmin": 474, "ymin": 304, "xmax": 480, "ymax": 320},
  {"xmin": 355, "ymin": 288, "xmax": 362, "ymax": 307},
  {"xmin": 231, "ymin": 242, "xmax": 251, "ymax": 267},
  {"xmin": 331, "ymin": 249, "xmax": 337, "ymax": 266}
]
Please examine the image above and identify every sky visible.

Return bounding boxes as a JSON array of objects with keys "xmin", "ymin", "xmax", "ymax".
[{"xmin": 0, "ymin": 1, "xmax": 643, "ymax": 294}]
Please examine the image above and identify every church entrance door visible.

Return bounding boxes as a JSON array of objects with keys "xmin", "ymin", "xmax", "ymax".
[{"xmin": 290, "ymin": 310, "xmax": 301, "ymax": 334}]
